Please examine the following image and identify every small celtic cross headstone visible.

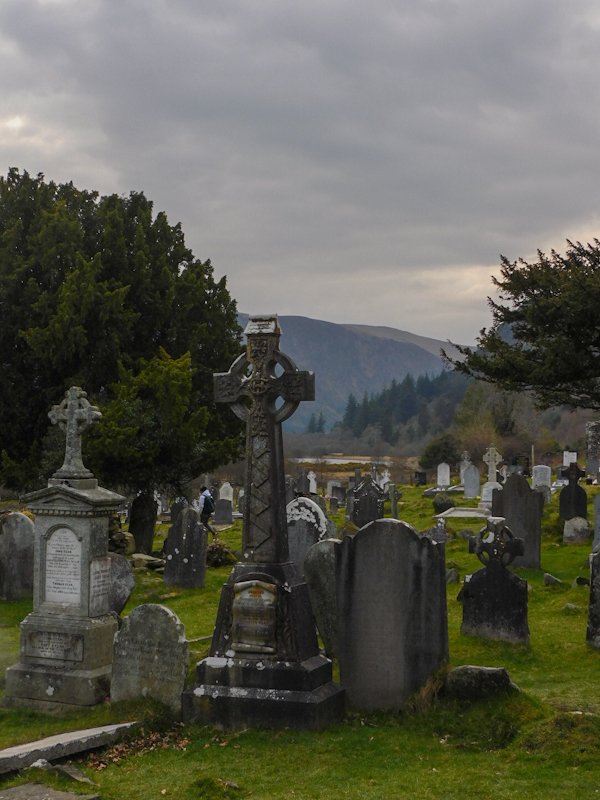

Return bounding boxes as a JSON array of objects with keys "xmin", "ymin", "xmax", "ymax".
[
  {"xmin": 49, "ymin": 386, "xmax": 101, "ymax": 480},
  {"xmin": 214, "ymin": 315, "xmax": 314, "ymax": 563},
  {"xmin": 483, "ymin": 444, "xmax": 502, "ymax": 483}
]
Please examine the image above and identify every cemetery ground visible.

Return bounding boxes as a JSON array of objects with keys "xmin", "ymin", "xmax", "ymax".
[{"xmin": 1, "ymin": 489, "xmax": 600, "ymax": 798}]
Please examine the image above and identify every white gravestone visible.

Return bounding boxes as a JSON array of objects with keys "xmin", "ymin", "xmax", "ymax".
[{"xmin": 437, "ymin": 462, "xmax": 450, "ymax": 489}]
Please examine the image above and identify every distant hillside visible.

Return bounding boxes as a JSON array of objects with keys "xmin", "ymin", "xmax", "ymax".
[{"xmin": 238, "ymin": 314, "xmax": 461, "ymax": 432}]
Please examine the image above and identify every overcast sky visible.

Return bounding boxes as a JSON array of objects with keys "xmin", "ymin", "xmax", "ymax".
[{"xmin": 2, "ymin": 0, "xmax": 600, "ymax": 343}]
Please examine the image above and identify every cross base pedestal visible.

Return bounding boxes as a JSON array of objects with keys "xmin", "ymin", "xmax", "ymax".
[{"xmin": 182, "ymin": 561, "xmax": 345, "ymax": 729}]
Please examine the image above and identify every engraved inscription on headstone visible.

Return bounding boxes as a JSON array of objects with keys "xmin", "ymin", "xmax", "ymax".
[
  {"xmin": 44, "ymin": 528, "xmax": 81, "ymax": 605},
  {"xmin": 232, "ymin": 580, "xmax": 277, "ymax": 654},
  {"xmin": 24, "ymin": 630, "xmax": 84, "ymax": 661},
  {"xmin": 89, "ymin": 557, "xmax": 111, "ymax": 616}
]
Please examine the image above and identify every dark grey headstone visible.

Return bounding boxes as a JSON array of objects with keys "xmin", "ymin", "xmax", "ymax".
[
  {"xmin": 303, "ymin": 538, "xmax": 339, "ymax": 658},
  {"xmin": 491, "ymin": 474, "xmax": 543, "ymax": 568},
  {"xmin": 594, "ymin": 494, "xmax": 600, "ymax": 550},
  {"xmin": 559, "ymin": 464, "xmax": 588, "ymax": 520},
  {"xmin": 459, "ymin": 563, "xmax": 529, "ymax": 644},
  {"xmin": 329, "ymin": 497, "xmax": 339, "ymax": 513},
  {"xmin": 0, "ymin": 512, "xmax": 34, "ymax": 600},
  {"xmin": 111, "ymin": 604, "xmax": 188, "ymax": 711},
  {"xmin": 214, "ymin": 498, "xmax": 233, "ymax": 525},
  {"xmin": 296, "ymin": 471, "xmax": 310, "ymax": 494},
  {"xmin": 108, "ymin": 552, "xmax": 135, "ymax": 614},
  {"xmin": 352, "ymin": 478, "xmax": 384, "ymax": 528},
  {"xmin": 164, "ymin": 507, "xmax": 207, "ymax": 588},
  {"xmin": 336, "ymin": 519, "xmax": 448, "ymax": 710},
  {"xmin": 587, "ymin": 550, "xmax": 600, "ymax": 648}
]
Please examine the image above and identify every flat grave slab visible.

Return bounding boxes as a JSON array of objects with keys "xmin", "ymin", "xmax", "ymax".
[
  {"xmin": 0, "ymin": 784, "xmax": 99, "ymax": 800},
  {"xmin": 0, "ymin": 722, "xmax": 138, "ymax": 775}
]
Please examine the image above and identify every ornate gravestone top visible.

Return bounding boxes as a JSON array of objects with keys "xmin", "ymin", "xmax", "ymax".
[
  {"xmin": 48, "ymin": 386, "xmax": 101, "ymax": 482},
  {"xmin": 214, "ymin": 315, "xmax": 314, "ymax": 563},
  {"xmin": 483, "ymin": 444, "xmax": 502, "ymax": 483},
  {"xmin": 468, "ymin": 518, "xmax": 524, "ymax": 567}
]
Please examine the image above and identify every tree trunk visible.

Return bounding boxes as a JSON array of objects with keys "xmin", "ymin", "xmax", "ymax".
[{"xmin": 128, "ymin": 491, "xmax": 158, "ymax": 554}]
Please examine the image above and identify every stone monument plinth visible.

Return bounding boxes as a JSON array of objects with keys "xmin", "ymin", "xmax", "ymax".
[
  {"xmin": 4, "ymin": 387, "xmax": 125, "ymax": 710},
  {"xmin": 182, "ymin": 315, "xmax": 345, "ymax": 729}
]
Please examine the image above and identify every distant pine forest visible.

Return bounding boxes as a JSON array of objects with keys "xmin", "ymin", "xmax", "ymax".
[{"xmin": 291, "ymin": 370, "xmax": 596, "ymax": 469}]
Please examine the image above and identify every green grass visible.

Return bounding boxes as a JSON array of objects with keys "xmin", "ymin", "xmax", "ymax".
[{"xmin": 2, "ymin": 489, "xmax": 600, "ymax": 798}]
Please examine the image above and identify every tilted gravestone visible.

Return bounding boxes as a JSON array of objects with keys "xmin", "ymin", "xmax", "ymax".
[
  {"xmin": 163, "ymin": 507, "xmax": 207, "ymax": 588},
  {"xmin": 296, "ymin": 471, "xmax": 311, "ymax": 495},
  {"xmin": 336, "ymin": 519, "xmax": 448, "ymax": 710},
  {"xmin": 108, "ymin": 552, "xmax": 135, "ymax": 615},
  {"xmin": 352, "ymin": 477, "xmax": 385, "ymax": 528},
  {"xmin": 492, "ymin": 474, "xmax": 543, "ymax": 568},
  {"xmin": 5, "ymin": 387, "xmax": 124, "ymax": 710},
  {"xmin": 0, "ymin": 512, "xmax": 34, "ymax": 600},
  {"xmin": 559, "ymin": 463, "xmax": 587, "ymax": 521},
  {"xmin": 563, "ymin": 516, "xmax": 591, "ymax": 544},
  {"xmin": 111, "ymin": 604, "xmax": 188, "ymax": 712},
  {"xmin": 286, "ymin": 496, "xmax": 329, "ymax": 578},
  {"xmin": 459, "ymin": 520, "xmax": 529, "ymax": 644},
  {"xmin": 304, "ymin": 538, "xmax": 340, "ymax": 658},
  {"xmin": 182, "ymin": 315, "xmax": 344, "ymax": 729},
  {"xmin": 463, "ymin": 464, "xmax": 481, "ymax": 500}
]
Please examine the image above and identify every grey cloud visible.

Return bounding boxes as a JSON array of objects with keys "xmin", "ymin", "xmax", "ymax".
[{"xmin": 1, "ymin": 0, "xmax": 600, "ymax": 340}]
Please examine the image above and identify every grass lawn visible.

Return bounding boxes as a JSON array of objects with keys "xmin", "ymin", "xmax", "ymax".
[{"xmin": 1, "ymin": 486, "xmax": 600, "ymax": 798}]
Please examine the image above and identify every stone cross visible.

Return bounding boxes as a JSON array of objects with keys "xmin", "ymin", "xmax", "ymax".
[
  {"xmin": 49, "ymin": 386, "xmax": 102, "ymax": 480},
  {"xmin": 483, "ymin": 444, "xmax": 502, "ymax": 483},
  {"xmin": 214, "ymin": 315, "xmax": 314, "ymax": 563}
]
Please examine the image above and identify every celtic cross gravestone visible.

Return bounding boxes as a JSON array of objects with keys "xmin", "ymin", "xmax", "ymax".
[
  {"xmin": 183, "ymin": 315, "xmax": 344, "ymax": 729},
  {"xmin": 5, "ymin": 387, "xmax": 124, "ymax": 710}
]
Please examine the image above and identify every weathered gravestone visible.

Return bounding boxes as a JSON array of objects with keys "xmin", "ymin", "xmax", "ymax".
[
  {"xmin": 594, "ymin": 495, "xmax": 600, "ymax": 550},
  {"xmin": 531, "ymin": 464, "xmax": 552, "ymax": 504},
  {"xmin": 459, "ymin": 451, "xmax": 472, "ymax": 483},
  {"xmin": 331, "ymin": 484, "xmax": 346, "ymax": 504},
  {"xmin": 352, "ymin": 476, "xmax": 385, "ymax": 528},
  {"xmin": 437, "ymin": 462, "xmax": 450, "ymax": 489},
  {"xmin": 237, "ymin": 488, "xmax": 245, "ymax": 514},
  {"xmin": 587, "ymin": 550, "xmax": 600, "ymax": 648},
  {"xmin": 107, "ymin": 552, "xmax": 135, "ymax": 615},
  {"xmin": 296, "ymin": 470, "xmax": 311, "ymax": 495},
  {"xmin": 329, "ymin": 497, "xmax": 339, "ymax": 513},
  {"xmin": 303, "ymin": 538, "xmax": 340, "ymax": 658},
  {"xmin": 307, "ymin": 471, "xmax": 318, "ymax": 495},
  {"xmin": 163, "ymin": 506, "xmax": 207, "ymax": 588},
  {"xmin": 0, "ymin": 512, "xmax": 34, "ymax": 600},
  {"xmin": 4, "ymin": 387, "xmax": 124, "ymax": 710},
  {"xmin": 214, "ymin": 498, "xmax": 233, "ymax": 525},
  {"xmin": 491, "ymin": 474, "xmax": 543, "ymax": 568},
  {"xmin": 463, "ymin": 464, "xmax": 481, "ymax": 500},
  {"xmin": 111, "ymin": 604, "xmax": 188, "ymax": 712},
  {"xmin": 336, "ymin": 518, "xmax": 448, "ymax": 710},
  {"xmin": 563, "ymin": 516, "xmax": 591, "ymax": 544},
  {"xmin": 587, "ymin": 420, "xmax": 600, "ymax": 481},
  {"xmin": 286, "ymin": 496, "xmax": 329, "ymax": 578},
  {"xmin": 182, "ymin": 315, "xmax": 344, "ymax": 729},
  {"xmin": 388, "ymin": 483, "xmax": 399, "ymax": 519},
  {"xmin": 169, "ymin": 498, "xmax": 187, "ymax": 526},
  {"xmin": 559, "ymin": 463, "xmax": 587, "ymax": 521},
  {"xmin": 459, "ymin": 520, "xmax": 529, "ymax": 644},
  {"xmin": 219, "ymin": 481, "xmax": 234, "ymax": 503}
]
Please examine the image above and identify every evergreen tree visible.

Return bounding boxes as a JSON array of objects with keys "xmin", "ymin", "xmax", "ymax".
[
  {"xmin": 445, "ymin": 240, "xmax": 600, "ymax": 410},
  {"xmin": 0, "ymin": 169, "xmax": 242, "ymax": 493}
]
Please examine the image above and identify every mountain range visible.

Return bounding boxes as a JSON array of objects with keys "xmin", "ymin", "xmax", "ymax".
[{"xmin": 237, "ymin": 314, "xmax": 465, "ymax": 433}]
